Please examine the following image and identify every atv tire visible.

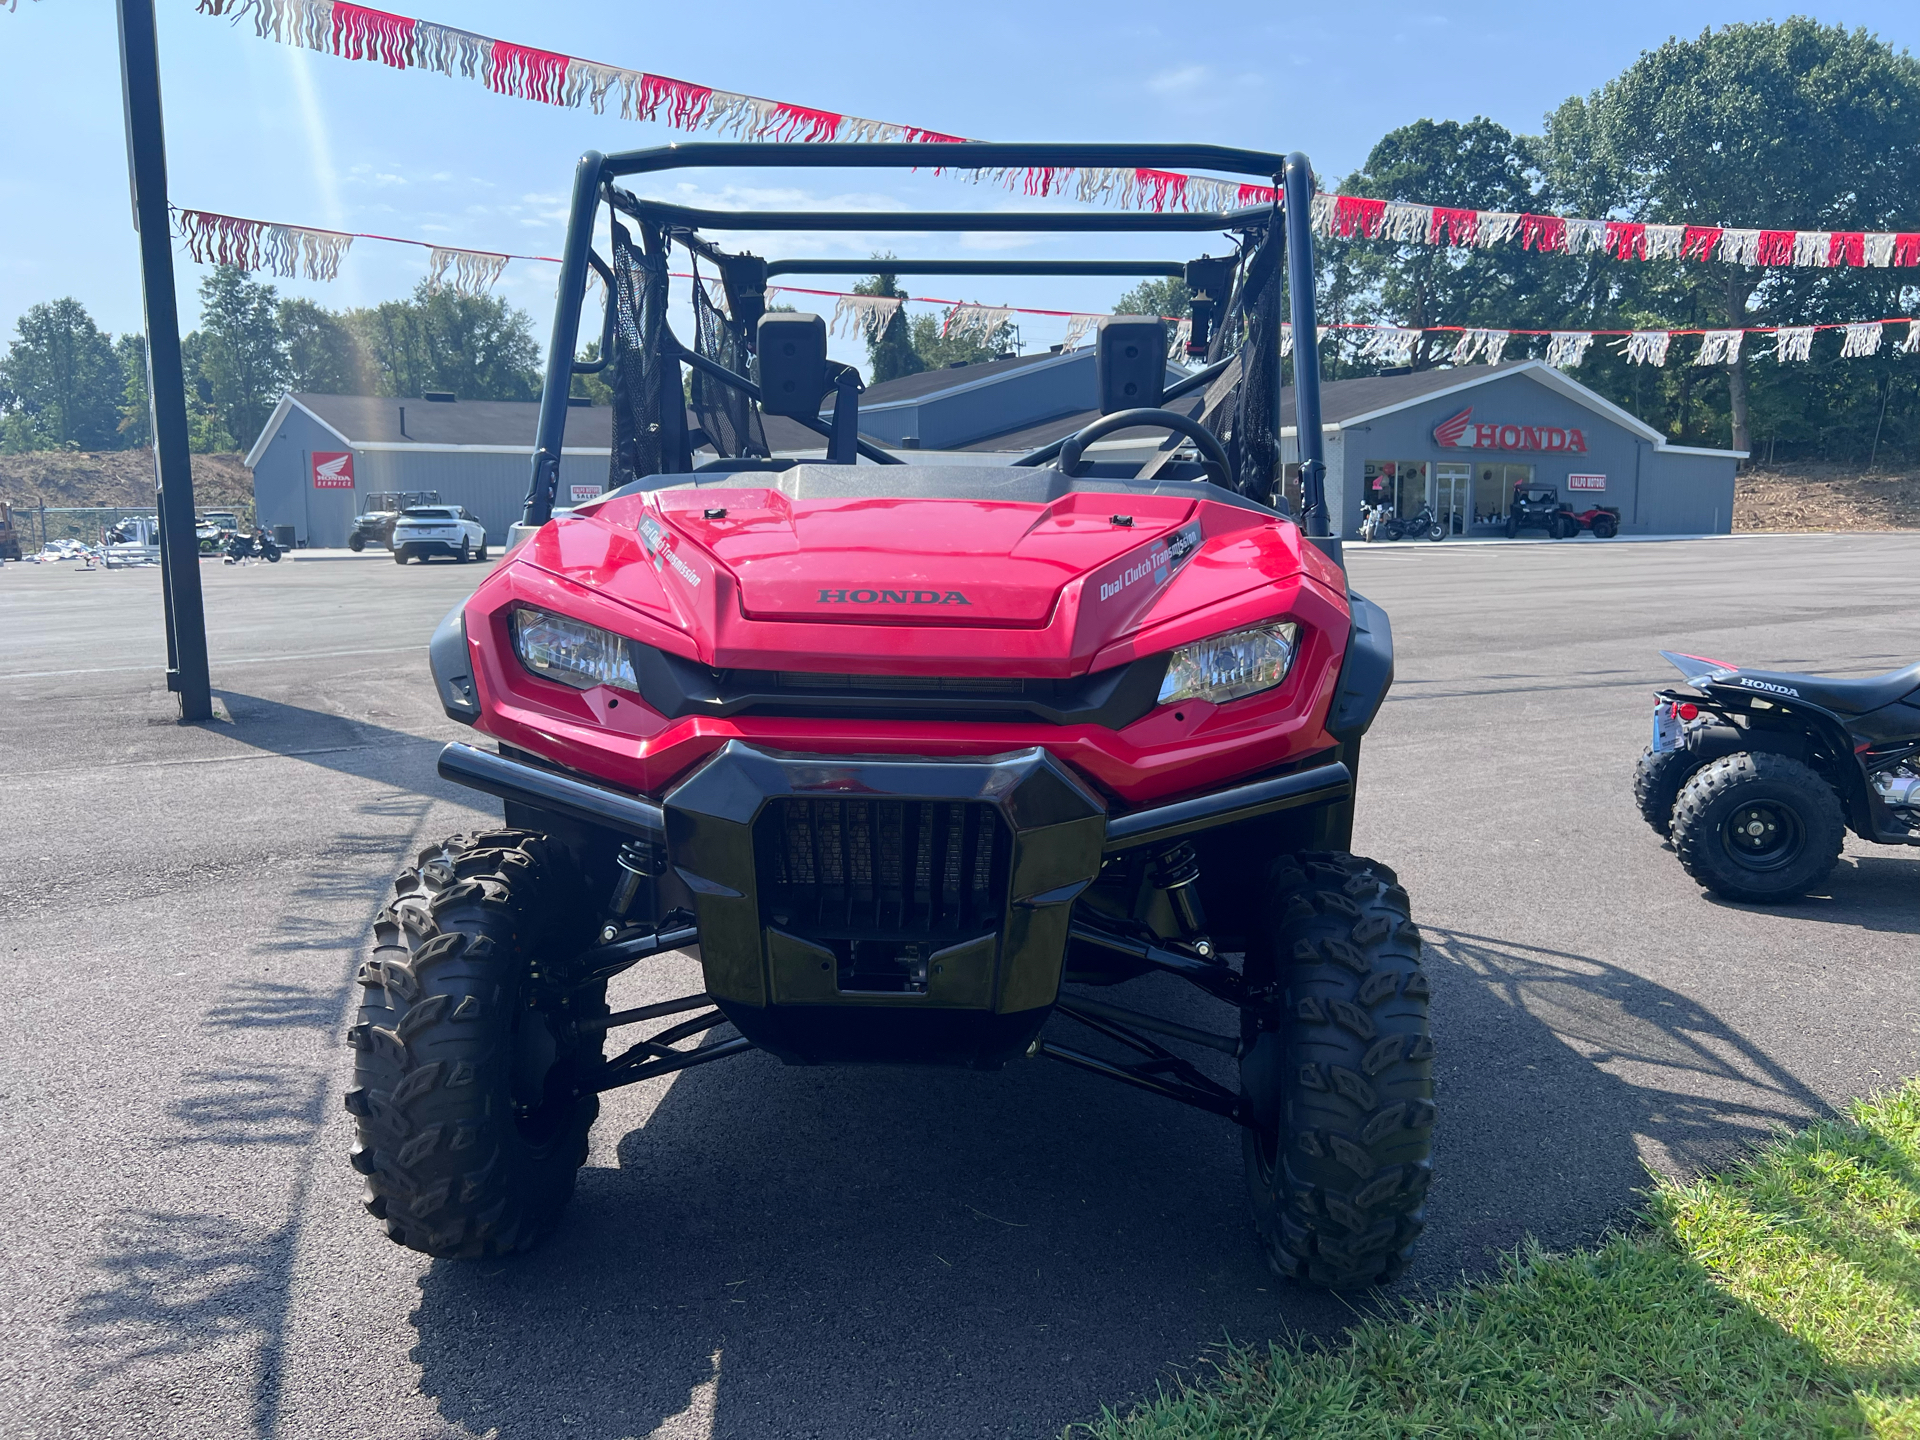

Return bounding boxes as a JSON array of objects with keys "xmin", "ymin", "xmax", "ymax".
[
  {"xmin": 1240, "ymin": 852, "xmax": 1433, "ymax": 1288},
  {"xmin": 1590, "ymin": 515, "xmax": 1618, "ymax": 539},
  {"xmin": 347, "ymin": 829, "xmax": 606, "ymax": 1258},
  {"xmin": 348, "ymin": 533, "xmax": 366, "ymax": 552},
  {"xmin": 1670, "ymin": 752, "xmax": 1844, "ymax": 903}
]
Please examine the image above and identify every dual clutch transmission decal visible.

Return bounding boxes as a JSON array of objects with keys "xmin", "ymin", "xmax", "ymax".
[
  {"xmin": 1087, "ymin": 521, "xmax": 1202, "ymax": 632},
  {"xmin": 638, "ymin": 514, "xmax": 702, "ymax": 588}
]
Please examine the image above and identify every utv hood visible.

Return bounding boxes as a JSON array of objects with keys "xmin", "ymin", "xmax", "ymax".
[{"xmin": 514, "ymin": 468, "xmax": 1344, "ymax": 674}]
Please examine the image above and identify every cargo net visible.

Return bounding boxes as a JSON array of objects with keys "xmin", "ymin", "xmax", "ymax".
[
  {"xmin": 1195, "ymin": 215, "xmax": 1282, "ymax": 501},
  {"xmin": 607, "ymin": 218, "xmax": 677, "ymax": 487},
  {"xmin": 689, "ymin": 258, "xmax": 768, "ymax": 460}
]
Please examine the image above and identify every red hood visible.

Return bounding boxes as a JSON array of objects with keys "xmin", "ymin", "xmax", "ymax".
[{"xmin": 512, "ymin": 483, "xmax": 1345, "ymax": 676}]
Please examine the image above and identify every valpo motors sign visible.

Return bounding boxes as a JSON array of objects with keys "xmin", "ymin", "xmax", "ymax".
[{"xmin": 1433, "ymin": 407, "xmax": 1588, "ymax": 454}]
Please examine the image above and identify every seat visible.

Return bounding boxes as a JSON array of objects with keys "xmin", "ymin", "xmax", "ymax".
[{"xmin": 1725, "ymin": 662, "xmax": 1920, "ymax": 715}]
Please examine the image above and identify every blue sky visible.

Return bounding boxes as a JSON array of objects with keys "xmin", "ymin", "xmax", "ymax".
[{"xmin": 4, "ymin": 0, "xmax": 1919, "ymax": 372}]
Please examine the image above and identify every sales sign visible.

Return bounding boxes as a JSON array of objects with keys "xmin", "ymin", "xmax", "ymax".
[
  {"xmin": 570, "ymin": 484, "xmax": 603, "ymax": 503},
  {"xmin": 312, "ymin": 451, "xmax": 354, "ymax": 489},
  {"xmin": 1567, "ymin": 473, "xmax": 1607, "ymax": 491},
  {"xmin": 1433, "ymin": 406, "xmax": 1587, "ymax": 454}
]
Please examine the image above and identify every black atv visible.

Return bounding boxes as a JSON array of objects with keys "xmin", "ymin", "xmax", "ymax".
[
  {"xmin": 1635, "ymin": 650, "xmax": 1920, "ymax": 901},
  {"xmin": 348, "ymin": 490, "xmax": 442, "ymax": 552},
  {"xmin": 1507, "ymin": 485, "xmax": 1573, "ymax": 539}
]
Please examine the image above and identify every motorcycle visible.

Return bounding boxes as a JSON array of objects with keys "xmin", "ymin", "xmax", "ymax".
[
  {"xmin": 1360, "ymin": 502, "xmax": 1397, "ymax": 542},
  {"xmin": 224, "ymin": 530, "xmax": 283, "ymax": 564},
  {"xmin": 1396, "ymin": 503, "xmax": 1448, "ymax": 542}
]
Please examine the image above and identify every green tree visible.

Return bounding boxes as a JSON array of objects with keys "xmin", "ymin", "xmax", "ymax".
[
  {"xmin": 1114, "ymin": 277, "xmax": 1191, "ymax": 319},
  {"xmin": 196, "ymin": 266, "xmax": 286, "ymax": 450},
  {"xmin": 909, "ymin": 309, "xmax": 1017, "ymax": 370},
  {"xmin": 278, "ymin": 296, "xmax": 364, "ymax": 394},
  {"xmin": 0, "ymin": 297, "xmax": 123, "ymax": 450},
  {"xmin": 115, "ymin": 333, "xmax": 151, "ymax": 448},
  {"xmin": 853, "ymin": 259, "xmax": 924, "ymax": 383},
  {"xmin": 1549, "ymin": 19, "xmax": 1920, "ymax": 453},
  {"xmin": 344, "ymin": 282, "xmax": 541, "ymax": 401},
  {"xmin": 1331, "ymin": 118, "xmax": 1564, "ymax": 368}
]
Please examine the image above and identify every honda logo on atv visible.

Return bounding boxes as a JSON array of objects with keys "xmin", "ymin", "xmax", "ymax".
[
  {"xmin": 1737, "ymin": 677, "xmax": 1801, "ymax": 698},
  {"xmin": 818, "ymin": 588, "xmax": 971, "ymax": 605}
]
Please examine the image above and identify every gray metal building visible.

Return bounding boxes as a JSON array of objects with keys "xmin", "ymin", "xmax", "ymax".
[
  {"xmin": 247, "ymin": 358, "xmax": 1741, "ymax": 547},
  {"xmin": 246, "ymin": 394, "xmax": 616, "ymax": 549},
  {"xmin": 1273, "ymin": 360, "xmax": 1743, "ymax": 539}
]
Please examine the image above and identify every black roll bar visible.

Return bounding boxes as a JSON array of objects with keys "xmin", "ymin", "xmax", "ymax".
[
  {"xmin": 522, "ymin": 142, "xmax": 1329, "ymax": 544},
  {"xmin": 765, "ymin": 259, "xmax": 1186, "ymax": 278}
]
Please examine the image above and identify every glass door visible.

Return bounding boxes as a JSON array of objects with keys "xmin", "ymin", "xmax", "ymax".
[{"xmin": 1435, "ymin": 464, "xmax": 1470, "ymax": 535}]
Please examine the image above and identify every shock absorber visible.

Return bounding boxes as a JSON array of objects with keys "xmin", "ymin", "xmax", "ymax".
[
  {"xmin": 602, "ymin": 835, "xmax": 664, "ymax": 937},
  {"xmin": 1152, "ymin": 841, "xmax": 1213, "ymax": 959}
]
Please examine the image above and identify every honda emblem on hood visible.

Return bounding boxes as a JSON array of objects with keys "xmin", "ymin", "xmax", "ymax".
[{"xmin": 818, "ymin": 588, "xmax": 971, "ymax": 605}]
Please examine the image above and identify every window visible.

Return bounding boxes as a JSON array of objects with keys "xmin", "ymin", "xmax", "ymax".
[
  {"xmin": 1473, "ymin": 463, "xmax": 1533, "ymax": 526},
  {"xmin": 1363, "ymin": 460, "xmax": 1428, "ymax": 517},
  {"xmin": 405, "ymin": 508, "xmax": 456, "ymax": 519}
]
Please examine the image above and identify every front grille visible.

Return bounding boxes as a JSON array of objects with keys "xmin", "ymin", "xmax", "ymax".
[
  {"xmin": 774, "ymin": 672, "xmax": 1027, "ymax": 695},
  {"xmin": 757, "ymin": 796, "xmax": 1009, "ymax": 942}
]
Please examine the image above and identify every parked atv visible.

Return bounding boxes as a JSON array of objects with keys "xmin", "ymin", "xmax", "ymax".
[
  {"xmin": 351, "ymin": 141, "xmax": 1430, "ymax": 1290},
  {"xmin": 1636, "ymin": 650, "xmax": 1920, "ymax": 901},
  {"xmin": 1558, "ymin": 503, "xmax": 1618, "ymax": 539}
]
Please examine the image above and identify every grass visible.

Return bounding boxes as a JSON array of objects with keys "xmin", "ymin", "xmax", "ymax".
[{"xmin": 1086, "ymin": 1080, "xmax": 1920, "ymax": 1439}]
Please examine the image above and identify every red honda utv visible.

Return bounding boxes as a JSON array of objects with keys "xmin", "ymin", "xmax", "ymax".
[{"xmin": 350, "ymin": 142, "xmax": 1430, "ymax": 1289}]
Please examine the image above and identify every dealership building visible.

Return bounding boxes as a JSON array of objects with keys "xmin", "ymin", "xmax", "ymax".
[
  {"xmin": 246, "ymin": 356, "xmax": 1741, "ymax": 547},
  {"xmin": 1274, "ymin": 359, "xmax": 1743, "ymax": 537}
]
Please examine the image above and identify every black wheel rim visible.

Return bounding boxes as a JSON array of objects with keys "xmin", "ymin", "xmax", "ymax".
[
  {"xmin": 510, "ymin": 1002, "xmax": 580, "ymax": 1144},
  {"xmin": 1719, "ymin": 798, "xmax": 1805, "ymax": 873}
]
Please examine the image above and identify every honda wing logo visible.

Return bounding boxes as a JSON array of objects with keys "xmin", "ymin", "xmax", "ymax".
[
  {"xmin": 312, "ymin": 451, "xmax": 355, "ymax": 489},
  {"xmin": 1433, "ymin": 407, "xmax": 1474, "ymax": 448},
  {"xmin": 1432, "ymin": 408, "xmax": 1589, "ymax": 453}
]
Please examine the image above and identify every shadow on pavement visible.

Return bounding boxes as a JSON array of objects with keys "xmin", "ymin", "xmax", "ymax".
[
  {"xmin": 1698, "ymin": 852, "xmax": 1920, "ymax": 936},
  {"xmin": 63, "ymin": 790, "xmax": 434, "ymax": 1438},
  {"xmin": 205, "ymin": 690, "xmax": 453, "ymax": 799},
  {"xmin": 400, "ymin": 924, "xmax": 1836, "ymax": 1440}
]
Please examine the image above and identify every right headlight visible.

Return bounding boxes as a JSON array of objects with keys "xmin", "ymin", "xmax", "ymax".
[
  {"xmin": 510, "ymin": 605, "xmax": 638, "ymax": 691},
  {"xmin": 1158, "ymin": 621, "xmax": 1299, "ymax": 706}
]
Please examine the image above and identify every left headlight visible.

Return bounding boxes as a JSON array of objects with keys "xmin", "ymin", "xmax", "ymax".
[
  {"xmin": 510, "ymin": 605, "xmax": 638, "ymax": 691},
  {"xmin": 1158, "ymin": 621, "xmax": 1299, "ymax": 706}
]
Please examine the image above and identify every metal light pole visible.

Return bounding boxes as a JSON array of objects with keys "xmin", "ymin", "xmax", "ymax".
[{"xmin": 117, "ymin": 0, "xmax": 212, "ymax": 722}]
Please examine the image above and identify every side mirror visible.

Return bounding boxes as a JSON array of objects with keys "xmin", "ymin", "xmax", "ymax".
[
  {"xmin": 755, "ymin": 313, "xmax": 829, "ymax": 417},
  {"xmin": 1096, "ymin": 316, "xmax": 1166, "ymax": 414}
]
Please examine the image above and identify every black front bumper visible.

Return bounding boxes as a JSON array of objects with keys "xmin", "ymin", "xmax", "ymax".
[{"xmin": 436, "ymin": 741, "xmax": 1351, "ymax": 1066}]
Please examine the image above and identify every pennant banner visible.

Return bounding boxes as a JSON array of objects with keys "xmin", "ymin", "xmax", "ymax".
[
  {"xmin": 176, "ymin": 208, "xmax": 352, "ymax": 279},
  {"xmin": 195, "ymin": 0, "xmax": 1920, "ymax": 261},
  {"xmin": 427, "ymin": 247, "xmax": 509, "ymax": 296},
  {"xmin": 829, "ymin": 293, "xmax": 905, "ymax": 340}
]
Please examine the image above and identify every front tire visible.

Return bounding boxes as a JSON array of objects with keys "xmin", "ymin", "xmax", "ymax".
[
  {"xmin": 1426, "ymin": 522, "xmax": 1445, "ymax": 541},
  {"xmin": 1670, "ymin": 752, "xmax": 1845, "ymax": 903},
  {"xmin": 347, "ymin": 829, "xmax": 606, "ymax": 1257},
  {"xmin": 348, "ymin": 533, "xmax": 366, "ymax": 552},
  {"xmin": 1240, "ymin": 852, "xmax": 1432, "ymax": 1288},
  {"xmin": 477, "ymin": 540, "xmax": 489, "ymax": 562}
]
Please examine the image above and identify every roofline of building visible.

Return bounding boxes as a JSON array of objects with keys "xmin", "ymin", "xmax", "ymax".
[
  {"xmin": 854, "ymin": 347, "xmax": 1085, "ymax": 416},
  {"xmin": 245, "ymin": 394, "xmax": 352, "ymax": 468}
]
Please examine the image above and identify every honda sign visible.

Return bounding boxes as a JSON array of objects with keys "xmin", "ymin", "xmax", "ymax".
[{"xmin": 312, "ymin": 451, "xmax": 355, "ymax": 489}]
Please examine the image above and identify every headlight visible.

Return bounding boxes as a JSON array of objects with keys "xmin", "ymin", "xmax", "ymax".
[
  {"xmin": 510, "ymin": 605, "xmax": 638, "ymax": 691},
  {"xmin": 1158, "ymin": 621, "xmax": 1298, "ymax": 706}
]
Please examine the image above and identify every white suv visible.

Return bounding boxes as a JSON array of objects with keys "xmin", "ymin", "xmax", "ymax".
[{"xmin": 391, "ymin": 506, "xmax": 488, "ymax": 565}]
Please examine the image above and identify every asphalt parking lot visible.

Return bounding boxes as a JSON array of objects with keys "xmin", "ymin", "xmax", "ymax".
[{"xmin": 3, "ymin": 534, "xmax": 1916, "ymax": 1440}]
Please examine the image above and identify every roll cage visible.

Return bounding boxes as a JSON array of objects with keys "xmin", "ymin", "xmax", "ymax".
[{"xmin": 519, "ymin": 142, "xmax": 1332, "ymax": 553}]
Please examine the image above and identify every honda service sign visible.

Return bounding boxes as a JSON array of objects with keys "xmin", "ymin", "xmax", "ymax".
[
  {"xmin": 1567, "ymin": 473, "xmax": 1607, "ymax": 491},
  {"xmin": 312, "ymin": 451, "xmax": 355, "ymax": 489},
  {"xmin": 569, "ymin": 484, "xmax": 603, "ymax": 503}
]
